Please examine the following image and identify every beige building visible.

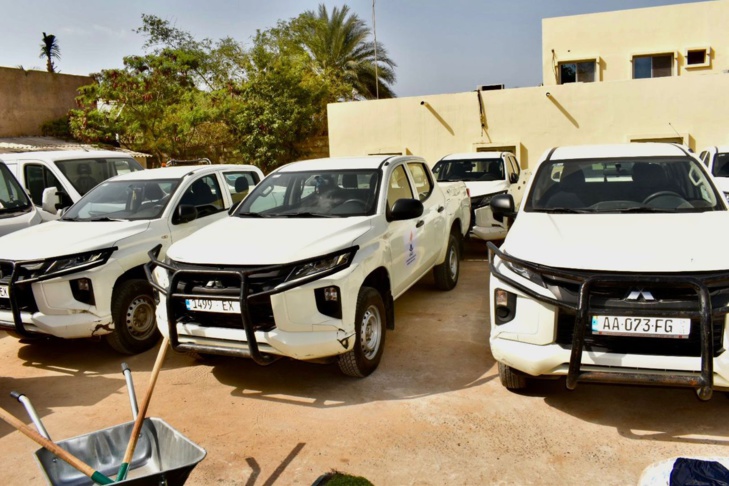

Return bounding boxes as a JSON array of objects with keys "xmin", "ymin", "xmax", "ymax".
[{"xmin": 328, "ymin": 0, "xmax": 729, "ymax": 168}]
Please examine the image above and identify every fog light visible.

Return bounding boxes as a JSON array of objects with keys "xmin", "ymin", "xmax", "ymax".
[
  {"xmin": 494, "ymin": 288, "xmax": 516, "ymax": 325},
  {"xmin": 71, "ymin": 278, "xmax": 95, "ymax": 305},
  {"xmin": 495, "ymin": 288, "xmax": 509, "ymax": 307},
  {"xmin": 324, "ymin": 286, "xmax": 339, "ymax": 302},
  {"xmin": 315, "ymin": 286, "xmax": 342, "ymax": 318}
]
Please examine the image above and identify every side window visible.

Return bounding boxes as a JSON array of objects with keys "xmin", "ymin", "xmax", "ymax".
[
  {"xmin": 407, "ymin": 163, "xmax": 433, "ymax": 201},
  {"xmin": 224, "ymin": 171, "xmax": 258, "ymax": 204},
  {"xmin": 699, "ymin": 151, "xmax": 709, "ymax": 167},
  {"xmin": 387, "ymin": 165, "xmax": 414, "ymax": 210},
  {"xmin": 177, "ymin": 174, "xmax": 224, "ymax": 219},
  {"xmin": 509, "ymin": 156, "xmax": 520, "ymax": 181},
  {"xmin": 24, "ymin": 164, "xmax": 70, "ymax": 207}
]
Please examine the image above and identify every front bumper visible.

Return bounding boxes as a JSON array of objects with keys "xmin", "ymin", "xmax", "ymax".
[
  {"xmin": 0, "ymin": 259, "xmax": 115, "ymax": 339},
  {"xmin": 488, "ymin": 242, "xmax": 729, "ymax": 400},
  {"xmin": 145, "ymin": 246, "xmax": 359, "ymax": 364}
]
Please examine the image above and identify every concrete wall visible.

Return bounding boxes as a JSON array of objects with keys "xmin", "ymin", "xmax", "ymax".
[
  {"xmin": 542, "ymin": 1, "xmax": 728, "ymax": 85},
  {"xmin": 328, "ymin": 72, "xmax": 729, "ymax": 169},
  {"xmin": 0, "ymin": 67, "xmax": 92, "ymax": 137}
]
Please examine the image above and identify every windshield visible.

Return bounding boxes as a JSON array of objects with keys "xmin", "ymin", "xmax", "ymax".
[
  {"xmin": 433, "ymin": 159, "xmax": 504, "ymax": 182},
  {"xmin": 55, "ymin": 157, "xmax": 144, "ymax": 196},
  {"xmin": 0, "ymin": 163, "xmax": 32, "ymax": 214},
  {"xmin": 712, "ymin": 153, "xmax": 729, "ymax": 178},
  {"xmin": 235, "ymin": 169, "xmax": 379, "ymax": 218},
  {"xmin": 525, "ymin": 156, "xmax": 723, "ymax": 213},
  {"xmin": 63, "ymin": 179, "xmax": 179, "ymax": 221}
]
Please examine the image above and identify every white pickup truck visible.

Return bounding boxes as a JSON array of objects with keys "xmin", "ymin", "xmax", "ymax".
[
  {"xmin": 147, "ymin": 155, "xmax": 471, "ymax": 377},
  {"xmin": 0, "ymin": 164, "xmax": 263, "ymax": 354},
  {"xmin": 699, "ymin": 145, "xmax": 729, "ymax": 198},
  {"xmin": 488, "ymin": 143, "xmax": 729, "ymax": 400},
  {"xmin": 432, "ymin": 152, "xmax": 526, "ymax": 241}
]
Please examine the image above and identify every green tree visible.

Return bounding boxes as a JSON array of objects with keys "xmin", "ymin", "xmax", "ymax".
[
  {"xmin": 40, "ymin": 32, "xmax": 60, "ymax": 73},
  {"xmin": 298, "ymin": 4, "xmax": 396, "ymax": 100}
]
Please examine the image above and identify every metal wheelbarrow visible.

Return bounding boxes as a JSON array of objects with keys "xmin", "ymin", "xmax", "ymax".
[{"xmin": 11, "ymin": 356, "xmax": 205, "ymax": 486}]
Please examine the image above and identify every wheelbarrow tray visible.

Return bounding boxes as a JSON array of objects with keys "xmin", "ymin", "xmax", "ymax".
[{"xmin": 34, "ymin": 417, "xmax": 206, "ymax": 486}]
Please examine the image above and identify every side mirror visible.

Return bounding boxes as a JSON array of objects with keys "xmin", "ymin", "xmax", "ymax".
[
  {"xmin": 509, "ymin": 173, "xmax": 519, "ymax": 184},
  {"xmin": 390, "ymin": 198, "xmax": 424, "ymax": 221},
  {"xmin": 174, "ymin": 204, "xmax": 198, "ymax": 224},
  {"xmin": 235, "ymin": 178, "xmax": 250, "ymax": 194},
  {"xmin": 41, "ymin": 186, "xmax": 61, "ymax": 214},
  {"xmin": 490, "ymin": 194, "xmax": 516, "ymax": 223}
]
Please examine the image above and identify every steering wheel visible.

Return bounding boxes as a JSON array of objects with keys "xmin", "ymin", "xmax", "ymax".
[
  {"xmin": 341, "ymin": 199, "xmax": 368, "ymax": 211},
  {"xmin": 642, "ymin": 191, "xmax": 683, "ymax": 205}
]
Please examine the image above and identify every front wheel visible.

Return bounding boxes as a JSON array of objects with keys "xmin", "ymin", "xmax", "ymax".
[
  {"xmin": 498, "ymin": 362, "xmax": 528, "ymax": 391},
  {"xmin": 433, "ymin": 232, "xmax": 460, "ymax": 290},
  {"xmin": 106, "ymin": 279, "xmax": 160, "ymax": 354},
  {"xmin": 338, "ymin": 287, "xmax": 386, "ymax": 377}
]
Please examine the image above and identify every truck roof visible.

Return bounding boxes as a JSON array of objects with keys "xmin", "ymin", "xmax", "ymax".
[
  {"xmin": 439, "ymin": 152, "xmax": 512, "ymax": 161},
  {"xmin": 110, "ymin": 164, "xmax": 255, "ymax": 181},
  {"xmin": 546, "ymin": 143, "xmax": 691, "ymax": 162},
  {"xmin": 276, "ymin": 155, "xmax": 425, "ymax": 172}
]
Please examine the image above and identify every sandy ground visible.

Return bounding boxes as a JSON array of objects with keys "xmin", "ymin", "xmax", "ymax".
[{"xmin": 1, "ymin": 241, "xmax": 728, "ymax": 485}]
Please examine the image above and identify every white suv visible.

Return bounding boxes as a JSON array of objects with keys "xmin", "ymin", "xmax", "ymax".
[{"xmin": 488, "ymin": 143, "xmax": 729, "ymax": 400}]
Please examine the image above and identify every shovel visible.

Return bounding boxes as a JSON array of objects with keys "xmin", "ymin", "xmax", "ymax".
[{"xmin": 116, "ymin": 336, "xmax": 169, "ymax": 481}]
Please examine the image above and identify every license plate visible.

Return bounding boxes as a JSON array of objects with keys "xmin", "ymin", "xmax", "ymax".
[
  {"xmin": 591, "ymin": 315, "xmax": 690, "ymax": 338},
  {"xmin": 0, "ymin": 286, "xmax": 8, "ymax": 299},
  {"xmin": 185, "ymin": 298, "xmax": 241, "ymax": 314}
]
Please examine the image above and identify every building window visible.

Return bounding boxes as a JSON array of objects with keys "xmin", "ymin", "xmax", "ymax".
[
  {"xmin": 685, "ymin": 47, "xmax": 711, "ymax": 68},
  {"xmin": 633, "ymin": 54, "xmax": 673, "ymax": 79},
  {"xmin": 559, "ymin": 61, "xmax": 596, "ymax": 84}
]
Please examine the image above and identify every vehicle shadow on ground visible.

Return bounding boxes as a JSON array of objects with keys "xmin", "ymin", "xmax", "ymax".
[
  {"xmin": 12, "ymin": 335, "xmax": 187, "ymax": 375},
  {"xmin": 209, "ymin": 253, "xmax": 495, "ymax": 407},
  {"xmin": 527, "ymin": 378, "xmax": 729, "ymax": 446}
]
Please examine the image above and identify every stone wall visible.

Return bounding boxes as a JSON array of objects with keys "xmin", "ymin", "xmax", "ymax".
[{"xmin": 0, "ymin": 67, "xmax": 92, "ymax": 137}]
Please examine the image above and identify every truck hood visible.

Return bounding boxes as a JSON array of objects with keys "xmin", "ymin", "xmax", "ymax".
[
  {"xmin": 167, "ymin": 217, "xmax": 373, "ymax": 265},
  {"xmin": 463, "ymin": 180, "xmax": 509, "ymax": 198},
  {"xmin": 0, "ymin": 220, "xmax": 151, "ymax": 260},
  {"xmin": 502, "ymin": 211, "xmax": 729, "ymax": 272}
]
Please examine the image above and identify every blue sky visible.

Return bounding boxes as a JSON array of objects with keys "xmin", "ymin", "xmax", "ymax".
[{"xmin": 1, "ymin": 0, "xmax": 709, "ymax": 97}]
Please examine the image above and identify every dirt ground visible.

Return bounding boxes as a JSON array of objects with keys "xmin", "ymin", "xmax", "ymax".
[{"xmin": 1, "ymin": 240, "xmax": 728, "ymax": 485}]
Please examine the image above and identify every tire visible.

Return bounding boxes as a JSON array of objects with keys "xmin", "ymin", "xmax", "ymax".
[
  {"xmin": 338, "ymin": 287, "xmax": 386, "ymax": 377},
  {"xmin": 498, "ymin": 362, "xmax": 528, "ymax": 390},
  {"xmin": 433, "ymin": 232, "xmax": 460, "ymax": 291},
  {"xmin": 106, "ymin": 279, "xmax": 160, "ymax": 354}
]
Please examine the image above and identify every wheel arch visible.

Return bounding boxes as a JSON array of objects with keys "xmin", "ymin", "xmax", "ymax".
[
  {"xmin": 362, "ymin": 267, "xmax": 394, "ymax": 330},
  {"xmin": 112, "ymin": 265, "xmax": 149, "ymax": 297}
]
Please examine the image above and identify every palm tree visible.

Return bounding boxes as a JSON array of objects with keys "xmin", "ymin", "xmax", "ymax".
[
  {"xmin": 299, "ymin": 4, "xmax": 396, "ymax": 100},
  {"xmin": 40, "ymin": 32, "xmax": 60, "ymax": 73}
]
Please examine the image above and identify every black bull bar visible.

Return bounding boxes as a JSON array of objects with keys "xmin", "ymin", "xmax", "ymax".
[
  {"xmin": 487, "ymin": 242, "xmax": 729, "ymax": 400},
  {"xmin": 144, "ymin": 245, "xmax": 280, "ymax": 366}
]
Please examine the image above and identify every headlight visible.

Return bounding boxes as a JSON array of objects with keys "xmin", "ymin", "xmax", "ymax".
[
  {"xmin": 504, "ymin": 260, "xmax": 546, "ymax": 288},
  {"xmin": 471, "ymin": 191, "xmax": 507, "ymax": 209},
  {"xmin": 17, "ymin": 248, "xmax": 116, "ymax": 283},
  {"xmin": 286, "ymin": 248, "xmax": 357, "ymax": 283},
  {"xmin": 151, "ymin": 265, "xmax": 170, "ymax": 289}
]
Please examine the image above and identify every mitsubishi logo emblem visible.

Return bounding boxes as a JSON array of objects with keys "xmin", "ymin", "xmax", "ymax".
[{"xmin": 626, "ymin": 289, "xmax": 655, "ymax": 302}]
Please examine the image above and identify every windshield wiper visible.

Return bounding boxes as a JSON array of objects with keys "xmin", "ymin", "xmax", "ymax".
[
  {"xmin": 278, "ymin": 211, "xmax": 340, "ymax": 218},
  {"xmin": 88, "ymin": 217, "xmax": 127, "ymax": 222},
  {"xmin": 609, "ymin": 206, "xmax": 677, "ymax": 213},
  {"xmin": 537, "ymin": 207, "xmax": 593, "ymax": 214},
  {"xmin": 235, "ymin": 212, "xmax": 271, "ymax": 218}
]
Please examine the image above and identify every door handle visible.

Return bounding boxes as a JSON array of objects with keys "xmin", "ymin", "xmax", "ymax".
[
  {"xmin": 437, "ymin": 206, "xmax": 445, "ymax": 213},
  {"xmin": 416, "ymin": 220, "xmax": 425, "ymax": 228}
]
